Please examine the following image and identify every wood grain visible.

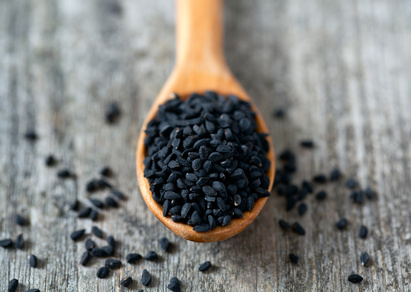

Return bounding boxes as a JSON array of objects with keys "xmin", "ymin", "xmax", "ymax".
[{"xmin": 1, "ymin": 0, "xmax": 411, "ymax": 291}]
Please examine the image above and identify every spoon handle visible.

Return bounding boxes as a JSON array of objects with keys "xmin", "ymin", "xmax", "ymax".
[{"xmin": 175, "ymin": 0, "xmax": 226, "ymax": 70}]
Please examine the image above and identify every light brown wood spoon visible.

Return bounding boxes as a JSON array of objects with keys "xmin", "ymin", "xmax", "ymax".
[{"xmin": 136, "ymin": 0, "xmax": 275, "ymax": 242}]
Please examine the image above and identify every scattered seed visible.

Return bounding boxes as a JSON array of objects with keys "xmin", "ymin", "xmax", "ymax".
[
  {"xmin": 24, "ymin": 130, "xmax": 38, "ymax": 141},
  {"xmin": 359, "ymin": 225, "xmax": 368, "ymax": 239},
  {"xmin": 89, "ymin": 209, "xmax": 98, "ymax": 221},
  {"xmin": 300, "ymin": 140, "xmax": 314, "ymax": 148},
  {"xmin": 89, "ymin": 198, "xmax": 104, "ymax": 209},
  {"xmin": 316, "ymin": 191, "xmax": 327, "ymax": 200},
  {"xmin": 272, "ymin": 108, "xmax": 285, "ymax": 118},
  {"xmin": 105, "ymin": 258, "xmax": 121, "ymax": 269},
  {"xmin": 279, "ymin": 219, "xmax": 291, "ymax": 230},
  {"xmin": 57, "ymin": 169, "xmax": 72, "ymax": 178},
  {"xmin": 105, "ymin": 102, "xmax": 121, "ymax": 124},
  {"xmin": 92, "ymin": 226, "xmax": 103, "ymax": 238},
  {"xmin": 167, "ymin": 277, "xmax": 181, "ymax": 292},
  {"xmin": 159, "ymin": 237, "xmax": 170, "ymax": 252},
  {"xmin": 80, "ymin": 251, "xmax": 91, "ymax": 266},
  {"xmin": 360, "ymin": 252, "xmax": 370, "ymax": 266},
  {"xmin": 345, "ymin": 178, "xmax": 358, "ymax": 189},
  {"xmin": 45, "ymin": 155, "xmax": 56, "ymax": 166},
  {"xmin": 107, "ymin": 236, "xmax": 115, "ymax": 249},
  {"xmin": 289, "ymin": 253, "xmax": 299, "ymax": 264},
  {"xmin": 336, "ymin": 218, "xmax": 348, "ymax": 230},
  {"xmin": 126, "ymin": 253, "xmax": 142, "ymax": 264},
  {"xmin": 15, "ymin": 214, "xmax": 28, "ymax": 226},
  {"xmin": 105, "ymin": 197, "xmax": 118, "ymax": 208},
  {"xmin": 96, "ymin": 266, "xmax": 110, "ymax": 279},
  {"xmin": 348, "ymin": 274, "xmax": 363, "ymax": 283},
  {"xmin": 298, "ymin": 203, "xmax": 307, "ymax": 216},
  {"xmin": 70, "ymin": 200, "xmax": 79, "ymax": 211},
  {"xmin": 291, "ymin": 222, "xmax": 305, "ymax": 236},
  {"xmin": 29, "ymin": 255, "xmax": 38, "ymax": 268},
  {"xmin": 85, "ymin": 238, "xmax": 96, "ymax": 251},
  {"xmin": 364, "ymin": 187, "xmax": 374, "ymax": 200},
  {"xmin": 8, "ymin": 279, "xmax": 18, "ymax": 292},
  {"xmin": 120, "ymin": 276, "xmax": 133, "ymax": 287},
  {"xmin": 15, "ymin": 234, "xmax": 24, "ymax": 249},
  {"xmin": 78, "ymin": 207, "xmax": 91, "ymax": 218},
  {"xmin": 111, "ymin": 190, "xmax": 125, "ymax": 200},
  {"xmin": 141, "ymin": 269, "xmax": 151, "ymax": 286},
  {"xmin": 26, "ymin": 289, "xmax": 40, "ymax": 292},
  {"xmin": 329, "ymin": 168, "xmax": 342, "ymax": 181},
  {"xmin": 100, "ymin": 166, "xmax": 112, "ymax": 177},
  {"xmin": 0, "ymin": 239, "xmax": 13, "ymax": 248},
  {"xmin": 199, "ymin": 261, "xmax": 212, "ymax": 272},
  {"xmin": 313, "ymin": 174, "xmax": 327, "ymax": 183},
  {"xmin": 70, "ymin": 229, "xmax": 86, "ymax": 241},
  {"xmin": 144, "ymin": 251, "xmax": 158, "ymax": 261},
  {"xmin": 91, "ymin": 248, "xmax": 108, "ymax": 257},
  {"xmin": 101, "ymin": 246, "xmax": 114, "ymax": 256}
]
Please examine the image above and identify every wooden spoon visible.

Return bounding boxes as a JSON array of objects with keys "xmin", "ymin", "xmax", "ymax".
[{"xmin": 136, "ymin": 0, "xmax": 275, "ymax": 242}]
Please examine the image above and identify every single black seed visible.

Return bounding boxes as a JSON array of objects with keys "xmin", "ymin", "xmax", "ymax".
[
  {"xmin": 89, "ymin": 209, "xmax": 98, "ymax": 221},
  {"xmin": 126, "ymin": 253, "xmax": 142, "ymax": 264},
  {"xmin": 111, "ymin": 190, "xmax": 125, "ymax": 200},
  {"xmin": 336, "ymin": 218, "xmax": 348, "ymax": 230},
  {"xmin": 70, "ymin": 229, "xmax": 86, "ymax": 241},
  {"xmin": 167, "ymin": 277, "xmax": 181, "ymax": 292},
  {"xmin": 29, "ymin": 255, "xmax": 38, "ymax": 268},
  {"xmin": 105, "ymin": 102, "xmax": 121, "ymax": 124},
  {"xmin": 8, "ymin": 278, "xmax": 18, "ymax": 292},
  {"xmin": 199, "ymin": 261, "xmax": 212, "ymax": 272},
  {"xmin": 279, "ymin": 219, "xmax": 291, "ymax": 230},
  {"xmin": 364, "ymin": 187, "xmax": 374, "ymax": 200},
  {"xmin": 107, "ymin": 236, "xmax": 115, "ymax": 249},
  {"xmin": 300, "ymin": 140, "xmax": 314, "ymax": 148},
  {"xmin": 272, "ymin": 108, "xmax": 285, "ymax": 118},
  {"xmin": 24, "ymin": 130, "xmax": 38, "ymax": 141},
  {"xmin": 101, "ymin": 246, "xmax": 114, "ymax": 256},
  {"xmin": 99, "ymin": 179, "xmax": 112, "ymax": 189},
  {"xmin": 360, "ymin": 252, "xmax": 370, "ymax": 266},
  {"xmin": 144, "ymin": 251, "xmax": 158, "ymax": 261},
  {"xmin": 70, "ymin": 200, "xmax": 79, "ymax": 211},
  {"xmin": 0, "ymin": 239, "xmax": 13, "ymax": 248},
  {"xmin": 78, "ymin": 207, "xmax": 91, "ymax": 218},
  {"xmin": 291, "ymin": 222, "xmax": 305, "ymax": 236},
  {"xmin": 92, "ymin": 226, "xmax": 103, "ymax": 238},
  {"xmin": 100, "ymin": 166, "xmax": 112, "ymax": 177},
  {"xmin": 193, "ymin": 224, "xmax": 211, "ymax": 232},
  {"xmin": 298, "ymin": 203, "xmax": 307, "ymax": 216},
  {"xmin": 15, "ymin": 214, "xmax": 28, "ymax": 226},
  {"xmin": 96, "ymin": 267, "xmax": 110, "ymax": 279},
  {"xmin": 89, "ymin": 198, "xmax": 104, "ymax": 209},
  {"xmin": 26, "ymin": 289, "xmax": 40, "ymax": 292},
  {"xmin": 350, "ymin": 190, "xmax": 364, "ymax": 204},
  {"xmin": 316, "ymin": 191, "xmax": 327, "ymax": 200},
  {"xmin": 86, "ymin": 179, "xmax": 101, "ymax": 192},
  {"xmin": 348, "ymin": 274, "xmax": 363, "ymax": 283},
  {"xmin": 105, "ymin": 258, "xmax": 122, "ymax": 269},
  {"xmin": 222, "ymin": 215, "xmax": 231, "ymax": 227},
  {"xmin": 57, "ymin": 169, "xmax": 72, "ymax": 178},
  {"xmin": 80, "ymin": 251, "xmax": 91, "ymax": 266},
  {"xmin": 345, "ymin": 178, "xmax": 358, "ymax": 189},
  {"xmin": 91, "ymin": 248, "xmax": 108, "ymax": 257},
  {"xmin": 313, "ymin": 174, "xmax": 327, "ymax": 183},
  {"xmin": 359, "ymin": 225, "xmax": 368, "ymax": 239},
  {"xmin": 85, "ymin": 238, "xmax": 96, "ymax": 251},
  {"xmin": 159, "ymin": 237, "xmax": 170, "ymax": 251},
  {"xmin": 329, "ymin": 168, "xmax": 342, "ymax": 181},
  {"xmin": 289, "ymin": 253, "xmax": 299, "ymax": 264},
  {"xmin": 120, "ymin": 276, "xmax": 133, "ymax": 287},
  {"xmin": 141, "ymin": 269, "xmax": 151, "ymax": 286},
  {"xmin": 105, "ymin": 196, "xmax": 118, "ymax": 208},
  {"xmin": 45, "ymin": 155, "xmax": 56, "ymax": 166},
  {"xmin": 15, "ymin": 234, "xmax": 24, "ymax": 249}
]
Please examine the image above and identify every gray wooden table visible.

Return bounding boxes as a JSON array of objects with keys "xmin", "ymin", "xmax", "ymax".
[{"xmin": 1, "ymin": 0, "xmax": 411, "ymax": 291}]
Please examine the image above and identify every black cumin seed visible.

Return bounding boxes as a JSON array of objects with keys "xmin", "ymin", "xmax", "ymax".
[
  {"xmin": 15, "ymin": 234, "xmax": 24, "ymax": 249},
  {"xmin": 101, "ymin": 246, "xmax": 114, "ymax": 256},
  {"xmin": 8, "ymin": 279, "xmax": 18, "ymax": 292},
  {"xmin": 15, "ymin": 214, "xmax": 28, "ymax": 226},
  {"xmin": 86, "ymin": 179, "xmax": 101, "ymax": 192},
  {"xmin": 222, "ymin": 215, "xmax": 231, "ymax": 227},
  {"xmin": 289, "ymin": 253, "xmax": 299, "ymax": 264},
  {"xmin": 92, "ymin": 226, "xmax": 103, "ymax": 238},
  {"xmin": 29, "ymin": 255, "xmax": 38, "ymax": 268},
  {"xmin": 105, "ymin": 258, "xmax": 121, "ymax": 269},
  {"xmin": 279, "ymin": 219, "xmax": 291, "ymax": 230},
  {"xmin": 272, "ymin": 108, "xmax": 285, "ymax": 118},
  {"xmin": 0, "ymin": 239, "xmax": 12, "ymax": 248},
  {"xmin": 78, "ymin": 207, "xmax": 91, "ymax": 218},
  {"xmin": 365, "ymin": 187, "xmax": 374, "ymax": 200},
  {"xmin": 141, "ymin": 269, "xmax": 151, "ymax": 286},
  {"xmin": 89, "ymin": 209, "xmax": 98, "ymax": 221},
  {"xmin": 360, "ymin": 252, "xmax": 370, "ymax": 266},
  {"xmin": 313, "ymin": 174, "xmax": 327, "ymax": 183},
  {"xmin": 199, "ymin": 261, "xmax": 212, "ymax": 272},
  {"xmin": 70, "ymin": 199, "xmax": 79, "ymax": 211},
  {"xmin": 80, "ymin": 251, "xmax": 91, "ymax": 266},
  {"xmin": 105, "ymin": 196, "xmax": 118, "ymax": 208},
  {"xmin": 350, "ymin": 190, "xmax": 364, "ymax": 204},
  {"xmin": 300, "ymin": 140, "xmax": 314, "ymax": 148},
  {"xmin": 316, "ymin": 191, "xmax": 327, "ymax": 200},
  {"xmin": 91, "ymin": 248, "xmax": 108, "ymax": 257},
  {"xmin": 96, "ymin": 266, "xmax": 110, "ymax": 278},
  {"xmin": 85, "ymin": 238, "xmax": 96, "ymax": 251},
  {"xmin": 89, "ymin": 198, "xmax": 104, "ymax": 209},
  {"xmin": 167, "ymin": 277, "xmax": 181, "ymax": 292},
  {"xmin": 120, "ymin": 276, "xmax": 133, "ymax": 287},
  {"xmin": 70, "ymin": 229, "xmax": 85, "ymax": 241},
  {"xmin": 57, "ymin": 169, "xmax": 72, "ymax": 178},
  {"xmin": 336, "ymin": 218, "xmax": 348, "ymax": 230},
  {"xmin": 126, "ymin": 253, "xmax": 142, "ymax": 264},
  {"xmin": 100, "ymin": 166, "xmax": 112, "ymax": 177},
  {"xmin": 345, "ymin": 178, "xmax": 358, "ymax": 189},
  {"xmin": 24, "ymin": 130, "xmax": 38, "ymax": 141},
  {"xmin": 111, "ymin": 189, "xmax": 125, "ymax": 200},
  {"xmin": 26, "ymin": 289, "xmax": 40, "ymax": 292},
  {"xmin": 144, "ymin": 251, "xmax": 158, "ymax": 261},
  {"xmin": 329, "ymin": 168, "xmax": 342, "ymax": 181},
  {"xmin": 105, "ymin": 102, "xmax": 121, "ymax": 124},
  {"xmin": 359, "ymin": 225, "xmax": 368, "ymax": 239},
  {"xmin": 291, "ymin": 222, "xmax": 305, "ymax": 236},
  {"xmin": 348, "ymin": 273, "xmax": 363, "ymax": 283},
  {"xmin": 45, "ymin": 155, "xmax": 56, "ymax": 166},
  {"xmin": 298, "ymin": 203, "xmax": 307, "ymax": 216},
  {"xmin": 193, "ymin": 224, "xmax": 211, "ymax": 232},
  {"xmin": 107, "ymin": 235, "xmax": 115, "ymax": 249},
  {"xmin": 159, "ymin": 237, "xmax": 170, "ymax": 251}
]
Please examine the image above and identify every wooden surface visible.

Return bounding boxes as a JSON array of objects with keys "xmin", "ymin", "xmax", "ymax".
[{"xmin": 1, "ymin": 0, "xmax": 411, "ymax": 291}]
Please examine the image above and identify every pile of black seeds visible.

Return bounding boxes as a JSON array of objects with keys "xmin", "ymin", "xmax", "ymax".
[{"xmin": 143, "ymin": 92, "xmax": 271, "ymax": 232}]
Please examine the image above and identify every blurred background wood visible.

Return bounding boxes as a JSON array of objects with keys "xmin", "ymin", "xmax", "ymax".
[{"xmin": 0, "ymin": 0, "xmax": 410, "ymax": 291}]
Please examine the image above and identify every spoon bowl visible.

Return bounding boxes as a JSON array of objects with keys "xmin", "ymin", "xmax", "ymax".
[{"xmin": 136, "ymin": 0, "xmax": 275, "ymax": 242}]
